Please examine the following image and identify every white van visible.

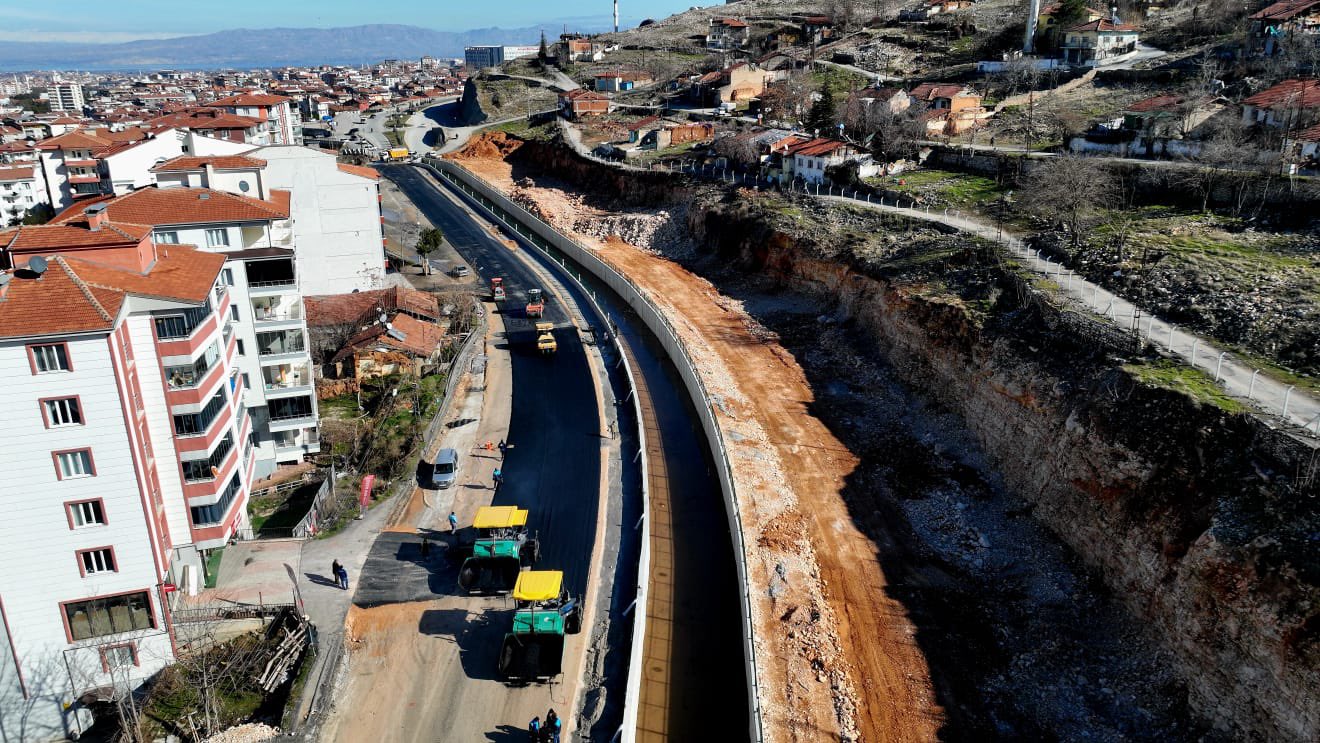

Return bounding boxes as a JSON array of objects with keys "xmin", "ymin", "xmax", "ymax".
[{"xmin": 432, "ymin": 448, "xmax": 460, "ymax": 489}]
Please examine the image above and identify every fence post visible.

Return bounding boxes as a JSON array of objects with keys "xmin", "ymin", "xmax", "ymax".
[
  {"xmin": 1282, "ymin": 385, "xmax": 1295, "ymax": 419},
  {"xmin": 1214, "ymin": 352, "xmax": 1227, "ymax": 382},
  {"xmin": 1167, "ymin": 323, "xmax": 1175, "ymax": 348},
  {"xmin": 1247, "ymin": 370, "xmax": 1260, "ymax": 400},
  {"xmin": 1191, "ymin": 339, "xmax": 1200, "ymax": 366}
]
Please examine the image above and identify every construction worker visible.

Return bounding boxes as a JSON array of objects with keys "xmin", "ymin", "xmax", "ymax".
[
  {"xmin": 528, "ymin": 716, "xmax": 540, "ymax": 741},
  {"xmin": 448, "ymin": 511, "xmax": 458, "ymax": 532},
  {"xmin": 492, "ymin": 467, "xmax": 503, "ymax": 489}
]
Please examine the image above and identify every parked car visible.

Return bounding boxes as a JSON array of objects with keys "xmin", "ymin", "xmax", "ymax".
[
  {"xmin": 451, "ymin": 265, "xmax": 470, "ymax": 278},
  {"xmin": 432, "ymin": 448, "xmax": 460, "ymax": 489}
]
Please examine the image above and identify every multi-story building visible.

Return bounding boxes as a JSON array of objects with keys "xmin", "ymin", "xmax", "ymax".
[
  {"xmin": 0, "ymin": 163, "xmax": 46, "ymax": 224},
  {"xmin": 35, "ymin": 127, "xmax": 252, "ymax": 212},
  {"xmin": 50, "ymin": 82, "xmax": 85, "ymax": 112},
  {"xmin": 56, "ymin": 183, "xmax": 321, "ymax": 474},
  {"xmin": 205, "ymin": 94, "xmax": 301, "ymax": 146},
  {"xmin": 0, "ymin": 214, "xmax": 249, "ymax": 738},
  {"xmin": 464, "ymin": 45, "xmax": 505, "ymax": 70}
]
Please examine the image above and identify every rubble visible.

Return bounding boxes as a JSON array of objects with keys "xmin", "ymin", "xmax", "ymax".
[{"xmin": 201, "ymin": 723, "xmax": 282, "ymax": 743}]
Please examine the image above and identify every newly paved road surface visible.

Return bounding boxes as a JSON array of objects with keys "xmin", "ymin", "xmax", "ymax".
[{"xmin": 371, "ymin": 163, "xmax": 604, "ymax": 601}]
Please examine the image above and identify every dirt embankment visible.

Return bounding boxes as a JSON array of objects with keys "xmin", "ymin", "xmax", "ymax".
[{"xmin": 688, "ymin": 194, "xmax": 1320, "ymax": 742}]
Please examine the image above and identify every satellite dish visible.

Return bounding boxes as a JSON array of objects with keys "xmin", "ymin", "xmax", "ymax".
[{"xmin": 28, "ymin": 256, "xmax": 48, "ymax": 276}]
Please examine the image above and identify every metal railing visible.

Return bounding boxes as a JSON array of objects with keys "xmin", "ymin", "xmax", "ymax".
[{"xmin": 422, "ymin": 157, "xmax": 764, "ymax": 743}]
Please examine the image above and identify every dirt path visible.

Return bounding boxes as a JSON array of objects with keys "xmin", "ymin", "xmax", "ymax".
[{"xmin": 448, "ymin": 137, "xmax": 942, "ymax": 741}]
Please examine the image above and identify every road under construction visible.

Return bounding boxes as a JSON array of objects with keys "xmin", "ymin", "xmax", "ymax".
[{"xmin": 322, "ymin": 163, "xmax": 747, "ymax": 741}]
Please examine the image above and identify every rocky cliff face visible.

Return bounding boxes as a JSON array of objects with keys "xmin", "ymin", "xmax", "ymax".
[{"xmin": 688, "ymin": 200, "xmax": 1320, "ymax": 741}]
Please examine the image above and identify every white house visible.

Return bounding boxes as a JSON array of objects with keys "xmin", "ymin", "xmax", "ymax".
[{"xmin": 0, "ymin": 163, "xmax": 46, "ymax": 224}]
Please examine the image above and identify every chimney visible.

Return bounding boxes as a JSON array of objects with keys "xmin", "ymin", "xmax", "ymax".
[{"xmin": 84, "ymin": 203, "xmax": 107, "ymax": 232}]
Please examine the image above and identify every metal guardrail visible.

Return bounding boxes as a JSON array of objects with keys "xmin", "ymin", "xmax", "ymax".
[
  {"xmin": 422, "ymin": 317, "xmax": 488, "ymax": 448},
  {"xmin": 420, "ymin": 156, "xmax": 764, "ymax": 743}
]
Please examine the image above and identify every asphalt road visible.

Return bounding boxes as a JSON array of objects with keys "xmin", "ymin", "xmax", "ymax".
[{"xmin": 371, "ymin": 163, "xmax": 603, "ymax": 603}]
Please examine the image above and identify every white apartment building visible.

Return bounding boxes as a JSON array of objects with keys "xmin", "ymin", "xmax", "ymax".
[
  {"xmin": 67, "ymin": 183, "xmax": 321, "ymax": 475},
  {"xmin": 206, "ymin": 94, "xmax": 302, "ymax": 146},
  {"xmin": 0, "ymin": 218, "xmax": 250, "ymax": 739},
  {"xmin": 36, "ymin": 127, "xmax": 250, "ymax": 212},
  {"xmin": 50, "ymin": 82, "xmax": 85, "ymax": 112},
  {"xmin": 245, "ymin": 146, "xmax": 385, "ymax": 295},
  {"xmin": 0, "ymin": 163, "xmax": 47, "ymax": 224}
]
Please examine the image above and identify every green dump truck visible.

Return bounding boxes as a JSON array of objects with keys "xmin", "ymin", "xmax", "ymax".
[
  {"xmin": 457, "ymin": 505, "xmax": 539, "ymax": 593},
  {"xmin": 498, "ymin": 570, "xmax": 582, "ymax": 680}
]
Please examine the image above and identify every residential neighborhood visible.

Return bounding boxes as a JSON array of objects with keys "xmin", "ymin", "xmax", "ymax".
[{"xmin": 2, "ymin": 1, "xmax": 1320, "ymax": 742}]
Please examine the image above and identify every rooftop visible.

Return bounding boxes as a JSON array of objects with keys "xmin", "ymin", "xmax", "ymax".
[
  {"xmin": 1242, "ymin": 78, "xmax": 1320, "ymax": 108},
  {"xmin": 0, "ymin": 245, "xmax": 223, "ymax": 340},
  {"xmin": 151, "ymin": 154, "xmax": 267, "ymax": 172},
  {"xmin": 52, "ymin": 185, "xmax": 290, "ymax": 227}
]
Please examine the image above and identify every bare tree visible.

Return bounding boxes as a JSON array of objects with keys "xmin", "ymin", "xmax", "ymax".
[
  {"xmin": 760, "ymin": 72, "xmax": 816, "ymax": 127},
  {"xmin": 1019, "ymin": 155, "xmax": 1119, "ymax": 248}
]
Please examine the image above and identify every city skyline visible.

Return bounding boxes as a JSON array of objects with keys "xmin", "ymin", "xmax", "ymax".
[{"xmin": 0, "ymin": 1, "xmax": 685, "ymax": 44}]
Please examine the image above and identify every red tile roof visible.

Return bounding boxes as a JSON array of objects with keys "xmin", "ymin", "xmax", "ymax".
[
  {"xmin": 0, "ymin": 165, "xmax": 35, "ymax": 181},
  {"xmin": 35, "ymin": 127, "xmax": 157, "ymax": 154},
  {"xmin": 1065, "ymin": 18, "xmax": 1141, "ymax": 33},
  {"xmin": 52, "ymin": 186, "xmax": 289, "ymax": 227},
  {"xmin": 1242, "ymin": 78, "xmax": 1320, "ymax": 109},
  {"xmin": 147, "ymin": 109, "xmax": 262, "ymax": 131},
  {"xmin": 152, "ymin": 155, "xmax": 267, "ymax": 172},
  {"xmin": 304, "ymin": 287, "xmax": 440, "ymax": 327},
  {"xmin": 0, "ymin": 246, "xmax": 223, "ymax": 340},
  {"xmin": 787, "ymin": 137, "xmax": 848, "ymax": 157},
  {"xmin": 909, "ymin": 82, "xmax": 971, "ymax": 101},
  {"xmin": 1125, "ymin": 93, "xmax": 1186, "ymax": 113},
  {"xmin": 1293, "ymin": 121, "xmax": 1320, "ymax": 141},
  {"xmin": 1250, "ymin": 0, "xmax": 1320, "ymax": 21},
  {"xmin": 715, "ymin": 18, "xmax": 748, "ymax": 28},
  {"xmin": 2, "ymin": 220, "xmax": 152, "ymax": 251},
  {"xmin": 337, "ymin": 163, "xmax": 380, "ymax": 180},
  {"xmin": 333, "ymin": 313, "xmax": 443, "ymax": 362},
  {"xmin": 207, "ymin": 93, "xmax": 291, "ymax": 107}
]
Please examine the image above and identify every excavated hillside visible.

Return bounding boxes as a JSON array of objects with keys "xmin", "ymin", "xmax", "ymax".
[{"xmin": 445, "ymin": 132, "xmax": 1320, "ymax": 741}]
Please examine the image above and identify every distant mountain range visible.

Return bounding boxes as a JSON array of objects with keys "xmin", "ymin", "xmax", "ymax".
[{"xmin": 0, "ymin": 23, "xmax": 612, "ymax": 72}]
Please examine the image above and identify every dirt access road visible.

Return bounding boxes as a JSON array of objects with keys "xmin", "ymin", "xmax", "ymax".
[{"xmin": 448, "ymin": 137, "xmax": 942, "ymax": 742}]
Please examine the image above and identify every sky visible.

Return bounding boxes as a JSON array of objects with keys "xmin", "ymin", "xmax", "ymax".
[{"xmin": 0, "ymin": 0, "xmax": 698, "ymax": 43}]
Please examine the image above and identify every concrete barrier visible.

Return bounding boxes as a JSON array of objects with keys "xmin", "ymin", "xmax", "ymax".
[{"xmin": 421, "ymin": 157, "xmax": 764, "ymax": 743}]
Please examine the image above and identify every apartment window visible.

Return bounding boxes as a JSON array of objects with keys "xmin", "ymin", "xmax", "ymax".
[
  {"xmin": 54, "ymin": 449, "xmax": 95, "ymax": 479},
  {"xmin": 42, "ymin": 397, "xmax": 83, "ymax": 427},
  {"xmin": 222, "ymin": 268, "xmax": 234, "ymax": 286},
  {"xmin": 153, "ymin": 304, "xmax": 212, "ymax": 340},
  {"xmin": 242, "ymin": 373, "xmax": 251, "ymax": 390},
  {"xmin": 230, "ymin": 304, "xmax": 239, "ymax": 321},
  {"xmin": 191, "ymin": 473, "xmax": 242, "ymax": 526},
  {"xmin": 31, "ymin": 343, "xmax": 70, "ymax": 373},
  {"xmin": 156, "ymin": 231, "xmax": 179, "ymax": 244},
  {"xmin": 172, "ymin": 388, "xmax": 227, "ymax": 436},
  {"xmin": 77, "ymin": 547, "xmax": 117, "ymax": 575},
  {"xmin": 101, "ymin": 643, "xmax": 138, "ymax": 671},
  {"xmin": 236, "ymin": 339, "xmax": 245, "ymax": 356},
  {"xmin": 181, "ymin": 433, "xmax": 234, "ymax": 482},
  {"xmin": 67, "ymin": 499, "xmax": 107, "ymax": 528},
  {"xmin": 62, "ymin": 591, "xmax": 155, "ymax": 641},
  {"xmin": 205, "ymin": 228, "xmax": 229, "ymax": 247}
]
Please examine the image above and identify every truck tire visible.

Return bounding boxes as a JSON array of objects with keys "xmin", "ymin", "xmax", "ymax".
[{"xmin": 565, "ymin": 605, "xmax": 582, "ymax": 635}]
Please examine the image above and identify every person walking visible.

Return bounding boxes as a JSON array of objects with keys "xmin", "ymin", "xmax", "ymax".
[
  {"xmin": 448, "ymin": 511, "xmax": 458, "ymax": 532},
  {"xmin": 527, "ymin": 716, "xmax": 540, "ymax": 741},
  {"xmin": 497, "ymin": 439, "xmax": 507, "ymax": 459},
  {"xmin": 492, "ymin": 467, "xmax": 503, "ymax": 489},
  {"xmin": 331, "ymin": 559, "xmax": 342, "ymax": 586},
  {"xmin": 545, "ymin": 709, "xmax": 560, "ymax": 743},
  {"xmin": 336, "ymin": 564, "xmax": 349, "ymax": 590}
]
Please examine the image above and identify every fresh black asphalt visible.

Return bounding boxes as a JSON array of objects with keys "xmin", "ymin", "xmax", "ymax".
[{"xmin": 353, "ymin": 164, "xmax": 603, "ymax": 607}]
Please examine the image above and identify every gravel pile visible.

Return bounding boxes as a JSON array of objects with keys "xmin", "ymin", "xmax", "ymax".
[{"xmin": 201, "ymin": 723, "xmax": 282, "ymax": 743}]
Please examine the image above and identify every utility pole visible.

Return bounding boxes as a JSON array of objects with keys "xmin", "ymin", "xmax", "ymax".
[{"xmin": 614, "ymin": 0, "xmax": 619, "ymax": 33}]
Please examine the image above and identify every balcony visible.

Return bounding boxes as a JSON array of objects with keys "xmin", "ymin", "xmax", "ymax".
[
  {"xmin": 256, "ymin": 329, "xmax": 307, "ymax": 361},
  {"xmin": 274, "ymin": 426, "xmax": 320, "ymax": 459},
  {"xmin": 67, "ymin": 173, "xmax": 101, "ymax": 184},
  {"xmin": 244, "ymin": 257, "xmax": 297, "ymax": 294},
  {"xmin": 164, "ymin": 342, "xmax": 221, "ymax": 391},
  {"xmin": 181, "ymin": 432, "xmax": 236, "ymax": 483},
  {"xmin": 262, "ymin": 362, "xmax": 312, "ymax": 396},
  {"xmin": 251, "ymin": 296, "xmax": 303, "ymax": 326},
  {"xmin": 267, "ymin": 394, "xmax": 317, "ymax": 432},
  {"xmin": 154, "ymin": 303, "xmax": 214, "ymax": 341}
]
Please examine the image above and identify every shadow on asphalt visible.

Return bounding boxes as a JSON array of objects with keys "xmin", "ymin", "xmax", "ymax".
[
  {"xmin": 303, "ymin": 572, "xmax": 340, "ymax": 588},
  {"xmin": 482, "ymin": 725, "xmax": 528, "ymax": 742},
  {"xmin": 419, "ymin": 606, "xmax": 505, "ymax": 682}
]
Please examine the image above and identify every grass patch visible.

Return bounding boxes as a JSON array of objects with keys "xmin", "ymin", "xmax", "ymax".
[
  {"xmin": 1124, "ymin": 358, "xmax": 1248, "ymax": 414},
  {"xmin": 811, "ymin": 66, "xmax": 870, "ymax": 98},
  {"xmin": 319, "ymin": 394, "xmax": 360, "ymax": 419},
  {"xmin": 868, "ymin": 168, "xmax": 1006, "ymax": 208},
  {"xmin": 203, "ymin": 547, "xmax": 224, "ymax": 589}
]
